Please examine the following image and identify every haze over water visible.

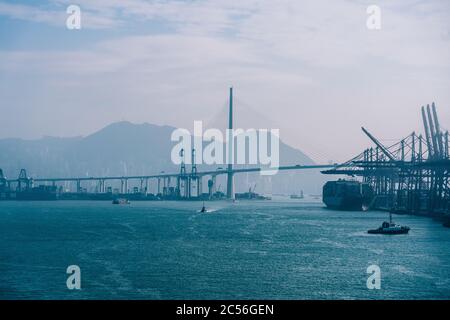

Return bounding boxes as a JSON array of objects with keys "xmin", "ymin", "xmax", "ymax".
[{"xmin": 0, "ymin": 199, "xmax": 449, "ymax": 299}]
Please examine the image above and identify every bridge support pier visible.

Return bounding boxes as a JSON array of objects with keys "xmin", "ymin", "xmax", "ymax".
[
  {"xmin": 98, "ymin": 179, "xmax": 105, "ymax": 193},
  {"xmin": 208, "ymin": 175, "xmax": 217, "ymax": 199},
  {"xmin": 198, "ymin": 177, "xmax": 202, "ymax": 197},
  {"xmin": 121, "ymin": 179, "xmax": 128, "ymax": 194},
  {"xmin": 226, "ymin": 171, "xmax": 234, "ymax": 199},
  {"xmin": 187, "ymin": 177, "xmax": 191, "ymax": 198}
]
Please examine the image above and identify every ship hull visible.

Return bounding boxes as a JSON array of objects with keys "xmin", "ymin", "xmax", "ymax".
[
  {"xmin": 323, "ymin": 195, "xmax": 364, "ymax": 211},
  {"xmin": 322, "ymin": 180, "xmax": 373, "ymax": 211},
  {"xmin": 368, "ymin": 228, "xmax": 409, "ymax": 235}
]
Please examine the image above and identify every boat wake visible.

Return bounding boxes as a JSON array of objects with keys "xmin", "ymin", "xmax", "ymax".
[{"xmin": 197, "ymin": 208, "xmax": 220, "ymax": 213}]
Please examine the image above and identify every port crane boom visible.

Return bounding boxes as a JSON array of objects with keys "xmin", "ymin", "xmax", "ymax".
[{"xmin": 361, "ymin": 127, "xmax": 396, "ymax": 162}]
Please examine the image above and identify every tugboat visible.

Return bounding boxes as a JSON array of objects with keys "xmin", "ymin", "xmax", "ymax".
[
  {"xmin": 199, "ymin": 201, "xmax": 215, "ymax": 213},
  {"xmin": 368, "ymin": 212, "xmax": 410, "ymax": 235},
  {"xmin": 200, "ymin": 201, "xmax": 207, "ymax": 213}
]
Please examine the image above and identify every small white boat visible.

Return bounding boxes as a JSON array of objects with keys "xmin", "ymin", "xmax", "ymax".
[{"xmin": 112, "ymin": 198, "xmax": 130, "ymax": 205}]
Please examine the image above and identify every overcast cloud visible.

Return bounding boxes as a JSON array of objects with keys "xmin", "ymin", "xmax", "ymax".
[{"xmin": 0, "ymin": 0, "xmax": 449, "ymax": 162}]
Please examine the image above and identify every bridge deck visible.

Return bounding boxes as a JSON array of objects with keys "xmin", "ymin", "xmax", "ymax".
[{"xmin": 7, "ymin": 164, "xmax": 337, "ymax": 183}]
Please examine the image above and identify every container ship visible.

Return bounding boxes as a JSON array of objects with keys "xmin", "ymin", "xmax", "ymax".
[{"xmin": 322, "ymin": 180, "xmax": 373, "ymax": 211}]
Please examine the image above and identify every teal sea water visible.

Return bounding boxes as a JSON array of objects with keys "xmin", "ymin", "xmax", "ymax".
[{"xmin": 0, "ymin": 198, "xmax": 449, "ymax": 299}]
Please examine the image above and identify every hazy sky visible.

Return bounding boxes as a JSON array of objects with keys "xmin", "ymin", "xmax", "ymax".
[{"xmin": 0, "ymin": 0, "xmax": 449, "ymax": 163}]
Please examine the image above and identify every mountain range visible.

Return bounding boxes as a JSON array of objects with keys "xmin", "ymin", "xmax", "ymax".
[{"xmin": 0, "ymin": 121, "xmax": 327, "ymax": 194}]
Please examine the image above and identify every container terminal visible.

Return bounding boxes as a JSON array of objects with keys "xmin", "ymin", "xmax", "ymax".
[{"xmin": 322, "ymin": 103, "xmax": 449, "ymax": 225}]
